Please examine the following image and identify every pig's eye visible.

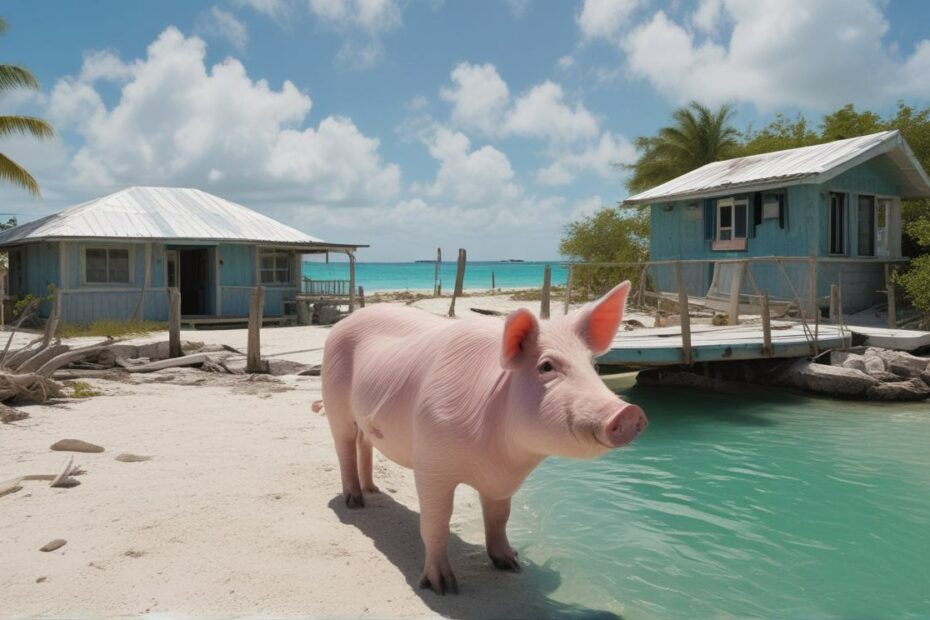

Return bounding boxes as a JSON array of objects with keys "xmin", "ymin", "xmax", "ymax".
[{"xmin": 538, "ymin": 361, "xmax": 555, "ymax": 374}]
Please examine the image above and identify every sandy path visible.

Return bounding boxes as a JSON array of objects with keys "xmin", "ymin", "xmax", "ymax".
[{"xmin": 0, "ymin": 369, "xmax": 603, "ymax": 618}]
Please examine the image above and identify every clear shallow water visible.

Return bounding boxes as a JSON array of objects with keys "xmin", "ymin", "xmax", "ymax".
[
  {"xmin": 511, "ymin": 380, "xmax": 930, "ymax": 619},
  {"xmin": 302, "ymin": 261, "xmax": 568, "ymax": 292}
]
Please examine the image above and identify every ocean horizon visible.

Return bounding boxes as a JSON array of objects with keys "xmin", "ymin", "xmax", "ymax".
[{"xmin": 302, "ymin": 260, "xmax": 570, "ymax": 292}]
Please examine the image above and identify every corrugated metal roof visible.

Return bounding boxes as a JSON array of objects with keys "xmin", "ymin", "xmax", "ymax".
[
  {"xmin": 0, "ymin": 186, "xmax": 351, "ymax": 247},
  {"xmin": 622, "ymin": 130, "xmax": 930, "ymax": 205}
]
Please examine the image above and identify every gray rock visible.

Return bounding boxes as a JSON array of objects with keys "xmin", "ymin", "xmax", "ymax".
[
  {"xmin": 866, "ymin": 378, "xmax": 930, "ymax": 401},
  {"xmin": 115, "ymin": 453, "xmax": 151, "ymax": 463},
  {"xmin": 863, "ymin": 355, "xmax": 887, "ymax": 376},
  {"xmin": 865, "ymin": 348, "xmax": 930, "ymax": 378},
  {"xmin": 839, "ymin": 354, "xmax": 867, "ymax": 372},
  {"xmin": 40, "ymin": 539, "xmax": 67, "ymax": 552},
  {"xmin": 50, "ymin": 439, "xmax": 104, "ymax": 453},
  {"xmin": 774, "ymin": 361, "xmax": 879, "ymax": 396}
]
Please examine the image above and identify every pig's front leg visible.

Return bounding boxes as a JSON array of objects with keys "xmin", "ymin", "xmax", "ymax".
[
  {"xmin": 415, "ymin": 472, "xmax": 458, "ymax": 595},
  {"xmin": 481, "ymin": 494, "xmax": 520, "ymax": 571}
]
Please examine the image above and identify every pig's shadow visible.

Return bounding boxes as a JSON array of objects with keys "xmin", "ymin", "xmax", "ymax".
[{"xmin": 329, "ymin": 494, "xmax": 622, "ymax": 620}]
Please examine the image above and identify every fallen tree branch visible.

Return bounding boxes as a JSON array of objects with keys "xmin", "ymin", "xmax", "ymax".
[
  {"xmin": 119, "ymin": 353, "xmax": 211, "ymax": 373},
  {"xmin": 0, "ymin": 372, "xmax": 62, "ymax": 403},
  {"xmin": 0, "ymin": 298, "xmax": 41, "ymax": 367},
  {"xmin": 17, "ymin": 342, "xmax": 69, "ymax": 374},
  {"xmin": 35, "ymin": 339, "xmax": 115, "ymax": 378}
]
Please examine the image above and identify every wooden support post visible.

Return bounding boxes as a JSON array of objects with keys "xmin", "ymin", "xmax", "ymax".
[
  {"xmin": 761, "ymin": 291, "xmax": 772, "ymax": 356},
  {"xmin": 42, "ymin": 287, "xmax": 62, "ymax": 348},
  {"xmin": 246, "ymin": 286, "xmax": 265, "ymax": 373},
  {"xmin": 133, "ymin": 242, "xmax": 152, "ymax": 322},
  {"xmin": 359, "ymin": 286, "xmax": 365, "ymax": 309},
  {"xmin": 448, "ymin": 248, "xmax": 466, "ymax": 317},
  {"xmin": 168, "ymin": 287, "xmax": 182, "ymax": 358},
  {"xmin": 434, "ymin": 247, "xmax": 442, "ymax": 297},
  {"xmin": 636, "ymin": 264, "xmax": 648, "ymax": 309},
  {"xmin": 347, "ymin": 251, "xmax": 356, "ymax": 313},
  {"xmin": 563, "ymin": 264, "xmax": 574, "ymax": 315},
  {"xmin": 807, "ymin": 257, "xmax": 817, "ymax": 322},
  {"xmin": 491, "ymin": 271, "xmax": 495, "ymax": 294},
  {"xmin": 676, "ymin": 261, "xmax": 692, "ymax": 365},
  {"xmin": 829, "ymin": 284, "xmax": 840, "ymax": 324},
  {"xmin": 540, "ymin": 264, "xmax": 552, "ymax": 320},
  {"xmin": 885, "ymin": 263, "xmax": 896, "ymax": 329},
  {"xmin": 728, "ymin": 261, "xmax": 744, "ymax": 326}
]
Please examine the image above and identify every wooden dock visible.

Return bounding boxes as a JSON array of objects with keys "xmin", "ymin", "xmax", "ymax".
[{"xmin": 600, "ymin": 322, "xmax": 850, "ymax": 367}]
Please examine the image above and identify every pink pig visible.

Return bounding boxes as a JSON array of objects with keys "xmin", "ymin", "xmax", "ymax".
[{"xmin": 320, "ymin": 281, "xmax": 647, "ymax": 594}]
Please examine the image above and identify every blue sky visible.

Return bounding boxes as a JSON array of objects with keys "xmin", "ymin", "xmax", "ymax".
[{"xmin": 2, "ymin": 0, "xmax": 930, "ymax": 261}]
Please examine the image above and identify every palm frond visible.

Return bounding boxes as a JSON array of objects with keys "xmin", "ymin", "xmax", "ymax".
[
  {"xmin": 0, "ymin": 115, "xmax": 54, "ymax": 139},
  {"xmin": 0, "ymin": 64, "xmax": 40, "ymax": 91},
  {"xmin": 0, "ymin": 152, "xmax": 41, "ymax": 196},
  {"xmin": 0, "ymin": 18, "xmax": 7, "ymax": 36}
]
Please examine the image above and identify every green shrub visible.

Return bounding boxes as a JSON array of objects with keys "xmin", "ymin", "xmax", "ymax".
[{"xmin": 58, "ymin": 320, "xmax": 167, "ymax": 339}]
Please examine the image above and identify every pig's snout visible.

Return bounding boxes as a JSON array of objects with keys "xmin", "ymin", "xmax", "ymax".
[{"xmin": 603, "ymin": 404, "xmax": 648, "ymax": 447}]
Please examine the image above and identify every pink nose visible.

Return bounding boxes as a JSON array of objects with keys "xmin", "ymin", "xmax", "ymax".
[{"xmin": 604, "ymin": 404, "xmax": 648, "ymax": 448}]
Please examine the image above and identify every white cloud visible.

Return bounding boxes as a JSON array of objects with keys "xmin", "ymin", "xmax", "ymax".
[
  {"xmin": 234, "ymin": 0, "xmax": 291, "ymax": 20},
  {"xmin": 439, "ymin": 63, "xmax": 599, "ymax": 144},
  {"xmin": 577, "ymin": 0, "xmax": 643, "ymax": 41},
  {"xmin": 617, "ymin": 0, "xmax": 930, "ymax": 109},
  {"xmin": 506, "ymin": 0, "xmax": 530, "ymax": 18},
  {"xmin": 78, "ymin": 50, "xmax": 133, "ymax": 83},
  {"xmin": 504, "ymin": 81, "xmax": 599, "ymax": 143},
  {"xmin": 440, "ymin": 62, "xmax": 510, "ymax": 135},
  {"xmin": 405, "ymin": 94, "xmax": 429, "ymax": 111},
  {"xmin": 569, "ymin": 195, "xmax": 607, "ymax": 221},
  {"xmin": 197, "ymin": 6, "xmax": 249, "ymax": 51},
  {"xmin": 556, "ymin": 55, "xmax": 575, "ymax": 70},
  {"xmin": 414, "ymin": 127, "xmax": 520, "ymax": 205},
  {"xmin": 47, "ymin": 27, "xmax": 399, "ymax": 206},
  {"xmin": 308, "ymin": 0, "xmax": 401, "ymax": 33},
  {"xmin": 536, "ymin": 132, "xmax": 635, "ymax": 185}
]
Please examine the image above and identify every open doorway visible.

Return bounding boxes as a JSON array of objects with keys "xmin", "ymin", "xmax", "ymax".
[{"xmin": 178, "ymin": 248, "xmax": 209, "ymax": 315}]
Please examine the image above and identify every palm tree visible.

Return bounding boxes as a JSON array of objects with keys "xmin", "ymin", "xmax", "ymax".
[
  {"xmin": 0, "ymin": 17, "xmax": 54, "ymax": 196},
  {"xmin": 626, "ymin": 101, "xmax": 738, "ymax": 194}
]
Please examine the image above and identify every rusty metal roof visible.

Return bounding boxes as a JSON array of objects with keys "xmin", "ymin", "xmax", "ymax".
[
  {"xmin": 0, "ymin": 186, "xmax": 360, "ymax": 248},
  {"xmin": 622, "ymin": 130, "xmax": 930, "ymax": 205}
]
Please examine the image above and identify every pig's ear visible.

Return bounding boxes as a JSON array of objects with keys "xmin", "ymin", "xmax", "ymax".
[
  {"xmin": 574, "ymin": 281, "xmax": 631, "ymax": 355},
  {"xmin": 501, "ymin": 308, "xmax": 539, "ymax": 370}
]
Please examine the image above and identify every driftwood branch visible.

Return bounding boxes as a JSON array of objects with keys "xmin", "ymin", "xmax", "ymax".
[
  {"xmin": 0, "ymin": 299, "xmax": 41, "ymax": 367},
  {"xmin": 35, "ymin": 340, "xmax": 115, "ymax": 378}
]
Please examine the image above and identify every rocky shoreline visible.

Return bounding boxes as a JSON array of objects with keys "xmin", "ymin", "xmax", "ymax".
[{"xmin": 637, "ymin": 346, "xmax": 930, "ymax": 401}]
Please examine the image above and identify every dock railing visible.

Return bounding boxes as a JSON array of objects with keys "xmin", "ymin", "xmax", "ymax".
[{"xmin": 547, "ymin": 256, "xmax": 908, "ymax": 363}]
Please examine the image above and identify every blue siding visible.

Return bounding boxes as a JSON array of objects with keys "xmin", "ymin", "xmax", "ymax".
[{"xmin": 647, "ymin": 157, "xmax": 902, "ymax": 312}]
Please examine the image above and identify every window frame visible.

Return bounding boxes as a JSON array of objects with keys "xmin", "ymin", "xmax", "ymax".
[
  {"xmin": 81, "ymin": 245, "xmax": 134, "ymax": 286},
  {"xmin": 857, "ymin": 194, "xmax": 877, "ymax": 257},
  {"xmin": 712, "ymin": 197, "xmax": 749, "ymax": 251},
  {"xmin": 258, "ymin": 249, "xmax": 294, "ymax": 286},
  {"xmin": 874, "ymin": 196, "xmax": 894, "ymax": 257}
]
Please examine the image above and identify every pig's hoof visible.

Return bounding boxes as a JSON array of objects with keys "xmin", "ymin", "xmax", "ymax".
[
  {"xmin": 344, "ymin": 493, "xmax": 365, "ymax": 508},
  {"xmin": 490, "ymin": 550, "xmax": 521, "ymax": 572},
  {"xmin": 419, "ymin": 564, "xmax": 458, "ymax": 595}
]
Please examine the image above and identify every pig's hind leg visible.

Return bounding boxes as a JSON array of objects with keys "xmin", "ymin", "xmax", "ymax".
[
  {"xmin": 356, "ymin": 431, "xmax": 380, "ymax": 493},
  {"xmin": 481, "ymin": 494, "xmax": 520, "ymax": 571},
  {"xmin": 324, "ymin": 401, "xmax": 365, "ymax": 508}
]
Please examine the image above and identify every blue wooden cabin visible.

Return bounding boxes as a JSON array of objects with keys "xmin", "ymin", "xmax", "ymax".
[
  {"xmin": 0, "ymin": 186, "xmax": 364, "ymax": 323},
  {"xmin": 622, "ymin": 130, "xmax": 930, "ymax": 313}
]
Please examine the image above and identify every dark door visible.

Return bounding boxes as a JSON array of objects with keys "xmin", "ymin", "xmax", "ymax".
[{"xmin": 179, "ymin": 249, "xmax": 208, "ymax": 315}]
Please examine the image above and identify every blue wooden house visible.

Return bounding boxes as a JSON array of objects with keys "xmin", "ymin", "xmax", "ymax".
[
  {"xmin": 622, "ymin": 130, "xmax": 930, "ymax": 314},
  {"xmin": 0, "ymin": 186, "xmax": 364, "ymax": 323}
]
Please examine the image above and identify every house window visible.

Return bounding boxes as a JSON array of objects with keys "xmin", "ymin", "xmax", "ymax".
[
  {"xmin": 85, "ymin": 247, "xmax": 131, "ymax": 284},
  {"xmin": 259, "ymin": 250, "xmax": 292, "ymax": 285},
  {"xmin": 875, "ymin": 197, "xmax": 892, "ymax": 257},
  {"xmin": 857, "ymin": 195, "xmax": 875, "ymax": 256},
  {"xmin": 712, "ymin": 197, "xmax": 748, "ymax": 250}
]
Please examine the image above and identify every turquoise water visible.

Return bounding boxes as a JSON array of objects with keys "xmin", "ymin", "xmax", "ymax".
[
  {"xmin": 302, "ymin": 261, "xmax": 568, "ymax": 292},
  {"xmin": 511, "ymin": 379, "xmax": 930, "ymax": 619}
]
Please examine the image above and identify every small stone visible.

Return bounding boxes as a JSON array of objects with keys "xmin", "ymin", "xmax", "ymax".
[
  {"xmin": 36, "ymin": 576, "xmax": 47, "ymax": 583},
  {"xmin": 124, "ymin": 549, "xmax": 145, "ymax": 558},
  {"xmin": 40, "ymin": 539, "xmax": 67, "ymax": 552},
  {"xmin": 50, "ymin": 439, "xmax": 104, "ymax": 453},
  {"xmin": 115, "ymin": 453, "xmax": 151, "ymax": 463}
]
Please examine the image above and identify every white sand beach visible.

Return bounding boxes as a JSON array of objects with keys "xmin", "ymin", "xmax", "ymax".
[{"xmin": 0, "ymin": 294, "xmax": 622, "ymax": 618}]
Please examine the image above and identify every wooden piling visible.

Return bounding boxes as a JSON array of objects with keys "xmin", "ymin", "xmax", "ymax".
[
  {"xmin": 563, "ymin": 264, "xmax": 574, "ymax": 315},
  {"xmin": 540, "ymin": 264, "xmax": 552, "ymax": 320},
  {"xmin": 728, "ymin": 261, "xmax": 745, "ymax": 326},
  {"xmin": 807, "ymin": 257, "xmax": 817, "ymax": 322},
  {"xmin": 168, "ymin": 287, "xmax": 182, "ymax": 358},
  {"xmin": 448, "ymin": 249, "xmax": 466, "ymax": 317},
  {"xmin": 829, "ymin": 284, "xmax": 840, "ymax": 324},
  {"xmin": 636, "ymin": 263, "xmax": 648, "ymax": 309},
  {"xmin": 347, "ymin": 252, "xmax": 356, "ymax": 313},
  {"xmin": 885, "ymin": 263, "xmax": 896, "ymax": 329},
  {"xmin": 761, "ymin": 291, "xmax": 772, "ymax": 356},
  {"xmin": 676, "ymin": 261, "xmax": 692, "ymax": 365},
  {"xmin": 42, "ymin": 287, "xmax": 62, "ymax": 348},
  {"xmin": 246, "ymin": 286, "xmax": 265, "ymax": 373},
  {"xmin": 359, "ymin": 286, "xmax": 365, "ymax": 309},
  {"xmin": 434, "ymin": 247, "xmax": 442, "ymax": 297},
  {"xmin": 491, "ymin": 271, "xmax": 495, "ymax": 294}
]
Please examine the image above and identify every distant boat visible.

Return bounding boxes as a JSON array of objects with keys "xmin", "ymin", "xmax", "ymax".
[
  {"xmin": 499, "ymin": 259, "xmax": 525, "ymax": 263},
  {"xmin": 413, "ymin": 260, "xmax": 435, "ymax": 263}
]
